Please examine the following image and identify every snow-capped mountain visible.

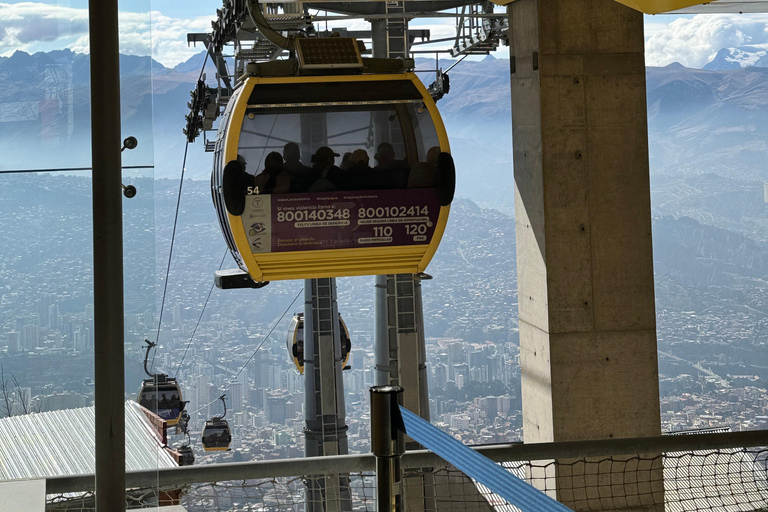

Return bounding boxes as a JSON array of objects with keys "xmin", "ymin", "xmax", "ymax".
[{"xmin": 703, "ymin": 45, "xmax": 768, "ymax": 71}]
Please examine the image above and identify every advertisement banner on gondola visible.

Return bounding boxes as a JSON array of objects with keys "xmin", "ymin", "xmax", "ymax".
[{"xmin": 241, "ymin": 188, "xmax": 441, "ymax": 253}]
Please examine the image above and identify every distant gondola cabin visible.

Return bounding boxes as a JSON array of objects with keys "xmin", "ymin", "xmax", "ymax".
[
  {"xmin": 286, "ymin": 312, "xmax": 351, "ymax": 374},
  {"xmin": 138, "ymin": 374, "xmax": 183, "ymax": 427},
  {"xmin": 202, "ymin": 418, "xmax": 232, "ymax": 452}
]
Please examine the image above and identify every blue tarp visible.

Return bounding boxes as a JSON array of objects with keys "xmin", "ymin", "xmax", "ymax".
[{"xmin": 399, "ymin": 405, "xmax": 572, "ymax": 512}]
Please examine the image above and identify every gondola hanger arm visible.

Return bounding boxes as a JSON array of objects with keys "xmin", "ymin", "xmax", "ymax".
[{"xmin": 247, "ymin": 0, "xmax": 296, "ymax": 53}]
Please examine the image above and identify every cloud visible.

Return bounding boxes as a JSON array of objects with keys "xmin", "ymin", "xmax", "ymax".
[
  {"xmin": 0, "ymin": 3, "xmax": 88, "ymax": 52},
  {"xmin": 0, "ymin": 2, "xmax": 502, "ymax": 66},
  {"xmin": 0, "ymin": 2, "xmax": 214, "ymax": 67},
  {"xmin": 645, "ymin": 13, "xmax": 768, "ymax": 68}
]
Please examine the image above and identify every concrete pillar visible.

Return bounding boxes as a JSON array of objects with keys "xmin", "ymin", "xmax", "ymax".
[{"xmin": 509, "ymin": 0, "xmax": 663, "ymax": 509}]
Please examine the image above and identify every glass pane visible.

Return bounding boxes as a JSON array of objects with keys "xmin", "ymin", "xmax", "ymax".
[
  {"xmin": 0, "ymin": 0, "xmax": 163, "ymax": 507},
  {"xmin": 238, "ymin": 104, "xmax": 440, "ymax": 193}
]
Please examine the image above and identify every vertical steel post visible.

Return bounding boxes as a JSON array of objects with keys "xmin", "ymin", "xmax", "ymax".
[
  {"xmin": 372, "ymin": 16, "xmax": 435, "ymax": 510},
  {"xmin": 304, "ymin": 278, "xmax": 351, "ymax": 511},
  {"xmin": 88, "ymin": 0, "xmax": 125, "ymax": 509},
  {"xmin": 370, "ymin": 385, "xmax": 405, "ymax": 512}
]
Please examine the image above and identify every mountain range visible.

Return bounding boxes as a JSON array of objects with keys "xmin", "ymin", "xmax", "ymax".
[
  {"xmin": 3, "ymin": 48, "xmax": 768, "ymax": 212},
  {"xmin": 703, "ymin": 45, "xmax": 768, "ymax": 71},
  {"xmin": 2, "ymin": 47, "xmax": 768, "ymax": 390}
]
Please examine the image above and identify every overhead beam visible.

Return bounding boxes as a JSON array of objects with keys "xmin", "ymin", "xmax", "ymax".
[
  {"xmin": 669, "ymin": 0, "xmax": 768, "ymax": 12},
  {"xmin": 492, "ymin": 0, "xmax": 768, "ymax": 13}
]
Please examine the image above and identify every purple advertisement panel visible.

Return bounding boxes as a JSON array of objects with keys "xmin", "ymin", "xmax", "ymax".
[{"xmin": 270, "ymin": 188, "xmax": 441, "ymax": 253}]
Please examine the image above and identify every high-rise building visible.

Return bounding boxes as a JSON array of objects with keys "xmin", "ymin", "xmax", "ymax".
[
  {"xmin": 35, "ymin": 295, "xmax": 51, "ymax": 327},
  {"xmin": 240, "ymin": 367, "xmax": 249, "ymax": 391},
  {"xmin": 172, "ymin": 304, "xmax": 182, "ymax": 326},
  {"xmin": 434, "ymin": 363, "xmax": 448, "ymax": 390},
  {"xmin": 22, "ymin": 325, "xmax": 39, "ymax": 351},
  {"xmin": 230, "ymin": 382, "xmax": 243, "ymax": 413},
  {"xmin": 5, "ymin": 332, "xmax": 19, "ymax": 353},
  {"xmin": 448, "ymin": 341, "xmax": 466, "ymax": 365},
  {"xmin": 268, "ymin": 364, "xmax": 280, "ymax": 389},
  {"xmin": 48, "ymin": 304, "xmax": 59, "ymax": 330},
  {"xmin": 451, "ymin": 363, "xmax": 468, "ymax": 383},
  {"xmin": 73, "ymin": 330, "xmax": 85, "ymax": 352},
  {"xmin": 266, "ymin": 390, "xmax": 289, "ymax": 425},
  {"xmin": 250, "ymin": 388, "xmax": 265, "ymax": 409}
]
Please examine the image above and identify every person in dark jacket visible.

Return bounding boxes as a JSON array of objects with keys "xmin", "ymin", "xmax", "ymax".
[{"xmin": 283, "ymin": 142, "xmax": 312, "ymax": 192}]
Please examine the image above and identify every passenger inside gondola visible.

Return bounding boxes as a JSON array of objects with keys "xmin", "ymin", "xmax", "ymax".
[
  {"xmin": 251, "ymin": 152, "xmax": 291, "ymax": 194},
  {"xmin": 203, "ymin": 427, "xmax": 231, "ymax": 447},
  {"xmin": 373, "ymin": 142, "xmax": 409, "ymax": 189},
  {"xmin": 308, "ymin": 146, "xmax": 341, "ymax": 192},
  {"xmin": 340, "ymin": 152, "xmax": 353, "ymax": 170},
  {"xmin": 408, "ymin": 146, "xmax": 441, "ymax": 188},
  {"xmin": 344, "ymin": 149, "xmax": 373, "ymax": 190},
  {"xmin": 234, "ymin": 100, "xmax": 444, "ymax": 196},
  {"xmin": 284, "ymin": 142, "xmax": 312, "ymax": 192},
  {"xmin": 292, "ymin": 338, "xmax": 304, "ymax": 365}
]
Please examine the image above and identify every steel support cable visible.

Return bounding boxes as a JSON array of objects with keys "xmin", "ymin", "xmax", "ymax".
[
  {"xmin": 0, "ymin": 165, "xmax": 154, "ymax": 174},
  {"xmin": 174, "ymin": 250, "xmax": 229, "ymax": 379},
  {"xmin": 148, "ymin": 48, "xmax": 211, "ymax": 373},
  {"xmin": 444, "ymin": 53, "xmax": 468, "ymax": 73},
  {"xmin": 190, "ymin": 287, "xmax": 303, "ymax": 417},
  {"xmin": 149, "ymin": 140, "xmax": 189, "ymax": 373}
]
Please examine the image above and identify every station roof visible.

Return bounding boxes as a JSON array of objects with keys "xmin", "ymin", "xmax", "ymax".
[{"xmin": 0, "ymin": 401, "xmax": 176, "ymax": 481}]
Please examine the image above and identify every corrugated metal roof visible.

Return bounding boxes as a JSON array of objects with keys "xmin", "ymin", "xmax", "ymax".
[{"xmin": 0, "ymin": 401, "xmax": 176, "ymax": 481}]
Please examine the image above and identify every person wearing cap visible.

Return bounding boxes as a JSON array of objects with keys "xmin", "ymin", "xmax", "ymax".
[
  {"xmin": 283, "ymin": 142, "xmax": 312, "ymax": 192},
  {"xmin": 308, "ymin": 146, "xmax": 341, "ymax": 192}
]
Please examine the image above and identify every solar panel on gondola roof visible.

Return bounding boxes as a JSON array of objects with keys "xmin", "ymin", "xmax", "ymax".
[{"xmin": 296, "ymin": 37, "xmax": 363, "ymax": 68}]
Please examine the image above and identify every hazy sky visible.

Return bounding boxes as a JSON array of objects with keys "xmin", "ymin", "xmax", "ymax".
[{"xmin": 1, "ymin": 1, "xmax": 768, "ymax": 68}]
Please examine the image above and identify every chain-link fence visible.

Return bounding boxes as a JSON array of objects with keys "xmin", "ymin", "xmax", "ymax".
[{"xmin": 44, "ymin": 446, "xmax": 768, "ymax": 511}]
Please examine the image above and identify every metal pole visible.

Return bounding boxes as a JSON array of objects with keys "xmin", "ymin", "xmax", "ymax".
[
  {"xmin": 370, "ymin": 385, "xmax": 404, "ymax": 512},
  {"xmin": 304, "ymin": 278, "xmax": 351, "ymax": 511},
  {"xmin": 88, "ymin": 0, "xmax": 125, "ymax": 509}
]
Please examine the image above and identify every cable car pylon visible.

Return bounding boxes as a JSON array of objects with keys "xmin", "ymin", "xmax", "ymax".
[
  {"xmin": 371, "ymin": 21, "xmax": 437, "ymax": 512},
  {"xmin": 303, "ymin": 278, "xmax": 352, "ymax": 511},
  {"xmin": 195, "ymin": 2, "xmax": 464, "ymax": 509}
]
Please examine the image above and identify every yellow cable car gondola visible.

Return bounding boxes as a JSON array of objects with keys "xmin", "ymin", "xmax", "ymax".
[
  {"xmin": 212, "ymin": 37, "xmax": 455, "ymax": 282},
  {"xmin": 286, "ymin": 312, "xmax": 351, "ymax": 374},
  {"xmin": 202, "ymin": 394, "xmax": 232, "ymax": 452}
]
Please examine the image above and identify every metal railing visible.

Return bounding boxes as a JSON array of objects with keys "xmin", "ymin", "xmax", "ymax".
[{"xmin": 42, "ymin": 429, "xmax": 768, "ymax": 511}]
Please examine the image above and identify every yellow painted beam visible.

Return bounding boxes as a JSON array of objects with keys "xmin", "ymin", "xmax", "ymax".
[
  {"xmin": 489, "ymin": 0, "xmax": 719, "ymax": 14},
  {"xmin": 612, "ymin": 0, "xmax": 716, "ymax": 14}
]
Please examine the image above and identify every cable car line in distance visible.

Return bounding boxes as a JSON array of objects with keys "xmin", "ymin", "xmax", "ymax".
[
  {"xmin": 0, "ymin": 165, "xmax": 154, "ymax": 175},
  {"xmin": 150, "ymin": 140, "xmax": 190, "ymax": 374},
  {"xmin": 149, "ymin": 47, "xmax": 212, "ymax": 373},
  {"xmin": 190, "ymin": 287, "xmax": 303, "ymax": 417},
  {"xmin": 174, "ymin": 250, "xmax": 229, "ymax": 379}
]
